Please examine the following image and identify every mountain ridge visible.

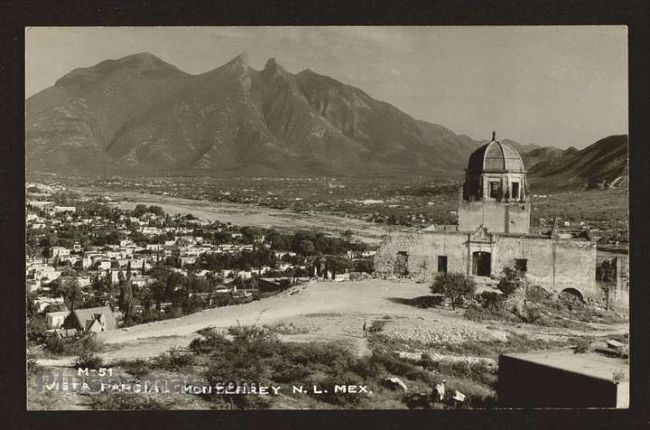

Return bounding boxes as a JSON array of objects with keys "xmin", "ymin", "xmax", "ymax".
[
  {"xmin": 26, "ymin": 52, "xmax": 622, "ymax": 181},
  {"xmin": 528, "ymin": 135, "xmax": 628, "ymax": 191}
]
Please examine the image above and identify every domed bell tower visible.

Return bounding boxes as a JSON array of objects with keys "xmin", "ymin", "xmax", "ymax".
[{"xmin": 458, "ymin": 132, "xmax": 531, "ymax": 234}]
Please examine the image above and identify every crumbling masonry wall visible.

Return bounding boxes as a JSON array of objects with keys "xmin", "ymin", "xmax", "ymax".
[
  {"xmin": 374, "ymin": 231, "xmax": 468, "ymax": 283},
  {"xmin": 374, "ymin": 231, "xmax": 600, "ymax": 301},
  {"xmin": 611, "ymin": 255, "xmax": 629, "ymax": 314}
]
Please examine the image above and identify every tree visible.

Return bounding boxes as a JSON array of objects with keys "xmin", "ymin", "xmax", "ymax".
[
  {"xmin": 430, "ymin": 272, "xmax": 476, "ymax": 310},
  {"xmin": 138, "ymin": 286, "xmax": 153, "ymax": 316},
  {"xmin": 133, "ymin": 204, "xmax": 148, "ymax": 217},
  {"xmin": 497, "ymin": 263, "xmax": 525, "ymax": 297},
  {"xmin": 27, "ymin": 313, "xmax": 48, "ymax": 344},
  {"xmin": 341, "ymin": 229, "xmax": 354, "ymax": 242},
  {"xmin": 150, "ymin": 280, "xmax": 166, "ymax": 311},
  {"xmin": 297, "ymin": 239, "xmax": 315, "ymax": 256},
  {"xmin": 61, "ymin": 279, "xmax": 83, "ymax": 311},
  {"xmin": 148, "ymin": 205, "xmax": 164, "ymax": 216},
  {"xmin": 118, "ymin": 283, "xmax": 135, "ymax": 325}
]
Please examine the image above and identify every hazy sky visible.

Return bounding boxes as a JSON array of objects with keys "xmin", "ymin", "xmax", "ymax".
[{"xmin": 25, "ymin": 26, "xmax": 627, "ymax": 149}]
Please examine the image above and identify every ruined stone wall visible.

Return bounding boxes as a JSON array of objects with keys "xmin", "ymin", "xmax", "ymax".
[
  {"xmin": 494, "ymin": 235, "xmax": 599, "ymax": 301},
  {"xmin": 374, "ymin": 231, "xmax": 468, "ymax": 282},
  {"xmin": 373, "ymin": 231, "xmax": 420, "ymax": 276},
  {"xmin": 375, "ymin": 230, "xmax": 599, "ymax": 301},
  {"xmin": 458, "ymin": 200, "xmax": 530, "ymax": 234},
  {"xmin": 491, "ymin": 235, "xmax": 554, "ymax": 287}
]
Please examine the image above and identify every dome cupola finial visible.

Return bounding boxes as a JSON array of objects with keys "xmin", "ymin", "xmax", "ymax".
[{"xmin": 492, "ymin": 131, "xmax": 496, "ymax": 141}]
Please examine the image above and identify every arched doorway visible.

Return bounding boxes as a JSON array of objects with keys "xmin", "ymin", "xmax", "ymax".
[
  {"xmin": 472, "ymin": 251, "xmax": 491, "ymax": 277},
  {"xmin": 559, "ymin": 288, "xmax": 584, "ymax": 304}
]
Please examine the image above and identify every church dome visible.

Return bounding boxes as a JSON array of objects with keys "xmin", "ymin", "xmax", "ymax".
[{"xmin": 467, "ymin": 135, "xmax": 525, "ymax": 173}]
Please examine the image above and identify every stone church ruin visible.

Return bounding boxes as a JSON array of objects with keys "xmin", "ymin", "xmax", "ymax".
[{"xmin": 375, "ymin": 132, "xmax": 626, "ymax": 309}]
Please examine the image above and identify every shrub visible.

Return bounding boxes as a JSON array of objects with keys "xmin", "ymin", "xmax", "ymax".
[
  {"xmin": 445, "ymin": 360, "xmax": 496, "ymax": 387},
  {"xmin": 497, "ymin": 264, "xmax": 525, "ymax": 297},
  {"xmin": 121, "ymin": 359, "xmax": 151, "ymax": 379},
  {"xmin": 152, "ymin": 347, "xmax": 195, "ymax": 371},
  {"xmin": 526, "ymin": 285, "xmax": 552, "ymax": 303},
  {"xmin": 270, "ymin": 361, "xmax": 311, "ymax": 383},
  {"xmin": 352, "ymin": 356, "xmax": 386, "ymax": 379},
  {"xmin": 43, "ymin": 335, "xmax": 67, "ymax": 355},
  {"xmin": 80, "ymin": 334, "xmax": 106, "ymax": 354},
  {"xmin": 370, "ymin": 351, "xmax": 432, "ymax": 383},
  {"xmin": 189, "ymin": 327, "xmax": 231, "ymax": 355},
  {"xmin": 430, "ymin": 272, "xmax": 476, "ymax": 310},
  {"xmin": 477, "ymin": 291, "xmax": 503, "ymax": 310},
  {"xmin": 43, "ymin": 333, "xmax": 105, "ymax": 356},
  {"xmin": 74, "ymin": 353, "xmax": 104, "ymax": 369}
]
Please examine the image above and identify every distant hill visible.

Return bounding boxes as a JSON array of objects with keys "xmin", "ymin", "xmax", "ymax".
[
  {"xmin": 528, "ymin": 135, "xmax": 628, "ymax": 191},
  {"xmin": 26, "ymin": 52, "xmax": 535, "ymax": 177},
  {"xmin": 522, "ymin": 146, "xmax": 564, "ymax": 170}
]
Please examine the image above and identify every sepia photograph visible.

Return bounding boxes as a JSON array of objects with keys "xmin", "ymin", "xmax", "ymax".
[{"xmin": 24, "ymin": 26, "xmax": 629, "ymax": 411}]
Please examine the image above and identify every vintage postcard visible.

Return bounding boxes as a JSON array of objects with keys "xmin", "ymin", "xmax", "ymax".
[{"xmin": 25, "ymin": 26, "xmax": 628, "ymax": 410}]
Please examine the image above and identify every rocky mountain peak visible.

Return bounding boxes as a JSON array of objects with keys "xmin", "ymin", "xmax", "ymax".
[
  {"xmin": 224, "ymin": 52, "xmax": 250, "ymax": 70},
  {"xmin": 54, "ymin": 52, "xmax": 186, "ymax": 88},
  {"xmin": 261, "ymin": 57, "xmax": 290, "ymax": 82}
]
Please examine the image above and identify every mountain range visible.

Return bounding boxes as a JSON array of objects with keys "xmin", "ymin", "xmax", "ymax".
[
  {"xmin": 26, "ymin": 52, "xmax": 626, "ymax": 187},
  {"xmin": 527, "ymin": 135, "xmax": 628, "ymax": 191}
]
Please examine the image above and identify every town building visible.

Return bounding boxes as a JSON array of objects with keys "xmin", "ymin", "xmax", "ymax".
[
  {"xmin": 374, "ymin": 133, "xmax": 602, "ymax": 302},
  {"xmin": 61, "ymin": 306, "xmax": 117, "ymax": 334},
  {"xmin": 46, "ymin": 310, "xmax": 69, "ymax": 329}
]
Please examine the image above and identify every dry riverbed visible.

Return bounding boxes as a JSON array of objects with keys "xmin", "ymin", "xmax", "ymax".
[{"xmin": 71, "ymin": 186, "xmax": 409, "ymax": 244}]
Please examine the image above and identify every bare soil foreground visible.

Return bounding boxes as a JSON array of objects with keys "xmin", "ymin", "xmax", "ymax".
[
  {"xmin": 87, "ymin": 279, "xmax": 626, "ymax": 364},
  {"xmin": 72, "ymin": 187, "xmax": 405, "ymax": 244}
]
